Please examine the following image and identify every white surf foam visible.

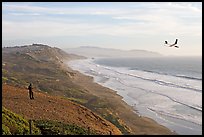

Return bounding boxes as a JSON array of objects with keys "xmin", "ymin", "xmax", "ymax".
[{"xmin": 67, "ymin": 59, "xmax": 202, "ymax": 135}]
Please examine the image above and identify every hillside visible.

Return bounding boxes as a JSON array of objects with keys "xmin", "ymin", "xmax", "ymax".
[
  {"xmin": 2, "ymin": 44, "xmax": 174, "ymax": 135},
  {"xmin": 2, "ymin": 44, "xmax": 85, "ymax": 94},
  {"xmin": 2, "ymin": 44, "xmax": 126, "ymax": 134},
  {"xmin": 2, "ymin": 84, "xmax": 121, "ymax": 135},
  {"xmin": 2, "ymin": 107, "xmax": 41, "ymax": 135},
  {"xmin": 3, "ymin": 106, "xmax": 94, "ymax": 135},
  {"xmin": 64, "ymin": 46, "xmax": 162, "ymax": 58},
  {"xmin": 3, "ymin": 44, "xmax": 84, "ymax": 62}
]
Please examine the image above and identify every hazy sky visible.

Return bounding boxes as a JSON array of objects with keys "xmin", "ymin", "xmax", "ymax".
[{"xmin": 2, "ymin": 2, "xmax": 202, "ymax": 56}]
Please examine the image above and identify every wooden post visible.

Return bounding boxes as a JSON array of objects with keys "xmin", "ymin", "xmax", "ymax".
[
  {"xmin": 29, "ymin": 119, "xmax": 32, "ymax": 135},
  {"xmin": 88, "ymin": 127, "xmax": 90, "ymax": 135}
]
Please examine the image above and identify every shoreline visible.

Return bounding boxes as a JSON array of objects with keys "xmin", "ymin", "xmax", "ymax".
[{"xmin": 64, "ymin": 58, "xmax": 176, "ymax": 135}]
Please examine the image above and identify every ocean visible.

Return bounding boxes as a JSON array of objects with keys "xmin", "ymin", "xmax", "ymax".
[{"xmin": 67, "ymin": 56, "xmax": 202, "ymax": 135}]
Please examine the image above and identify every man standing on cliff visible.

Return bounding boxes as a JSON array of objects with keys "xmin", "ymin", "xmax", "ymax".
[{"xmin": 28, "ymin": 83, "xmax": 34, "ymax": 99}]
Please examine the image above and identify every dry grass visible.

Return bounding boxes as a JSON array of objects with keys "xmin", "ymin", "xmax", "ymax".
[
  {"xmin": 2, "ymin": 84, "xmax": 122, "ymax": 135},
  {"xmin": 2, "ymin": 45, "xmax": 175, "ymax": 135}
]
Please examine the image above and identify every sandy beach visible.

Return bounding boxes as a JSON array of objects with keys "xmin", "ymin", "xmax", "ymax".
[{"xmin": 65, "ymin": 59, "xmax": 176, "ymax": 135}]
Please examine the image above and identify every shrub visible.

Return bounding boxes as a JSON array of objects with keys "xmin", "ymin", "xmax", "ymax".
[
  {"xmin": 2, "ymin": 124, "xmax": 11, "ymax": 135},
  {"xmin": 2, "ymin": 107, "xmax": 41, "ymax": 135}
]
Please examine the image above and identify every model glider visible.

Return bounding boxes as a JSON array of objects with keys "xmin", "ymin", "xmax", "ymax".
[{"xmin": 164, "ymin": 39, "xmax": 179, "ymax": 48}]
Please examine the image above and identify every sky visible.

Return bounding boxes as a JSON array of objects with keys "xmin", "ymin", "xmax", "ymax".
[{"xmin": 2, "ymin": 2, "xmax": 202, "ymax": 56}]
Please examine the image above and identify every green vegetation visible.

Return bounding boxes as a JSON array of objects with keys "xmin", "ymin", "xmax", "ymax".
[
  {"xmin": 10, "ymin": 77, "xmax": 18, "ymax": 82},
  {"xmin": 2, "ymin": 46, "xmax": 131, "ymax": 134},
  {"xmin": 2, "ymin": 69, "xmax": 8, "ymax": 74},
  {"xmin": 2, "ymin": 124, "xmax": 11, "ymax": 135},
  {"xmin": 2, "ymin": 77, "xmax": 8, "ymax": 83},
  {"xmin": 2, "ymin": 107, "xmax": 41, "ymax": 135},
  {"xmin": 33, "ymin": 120, "xmax": 97, "ymax": 135},
  {"xmin": 104, "ymin": 114, "xmax": 130, "ymax": 134},
  {"xmin": 2, "ymin": 107, "xmax": 97, "ymax": 135},
  {"xmin": 64, "ymin": 97, "xmax": 88, "ymax": 104}
]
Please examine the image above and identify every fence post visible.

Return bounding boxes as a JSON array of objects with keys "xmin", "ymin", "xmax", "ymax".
[
  {"xmin": 29, "ymin": 119, "xmax": 32, "ymax": 135},
  {"xmin": 109, "ymin": 131, "xmax": 112, "ymax": 135},
  {"xmin": 88, "ymin": 127, "xmax": 90, "ymax": 135}
]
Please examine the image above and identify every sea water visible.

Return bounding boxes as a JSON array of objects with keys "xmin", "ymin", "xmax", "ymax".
[{"xmin": 67, "ymin": 56, "xmax": 202, "ymax": 135}]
